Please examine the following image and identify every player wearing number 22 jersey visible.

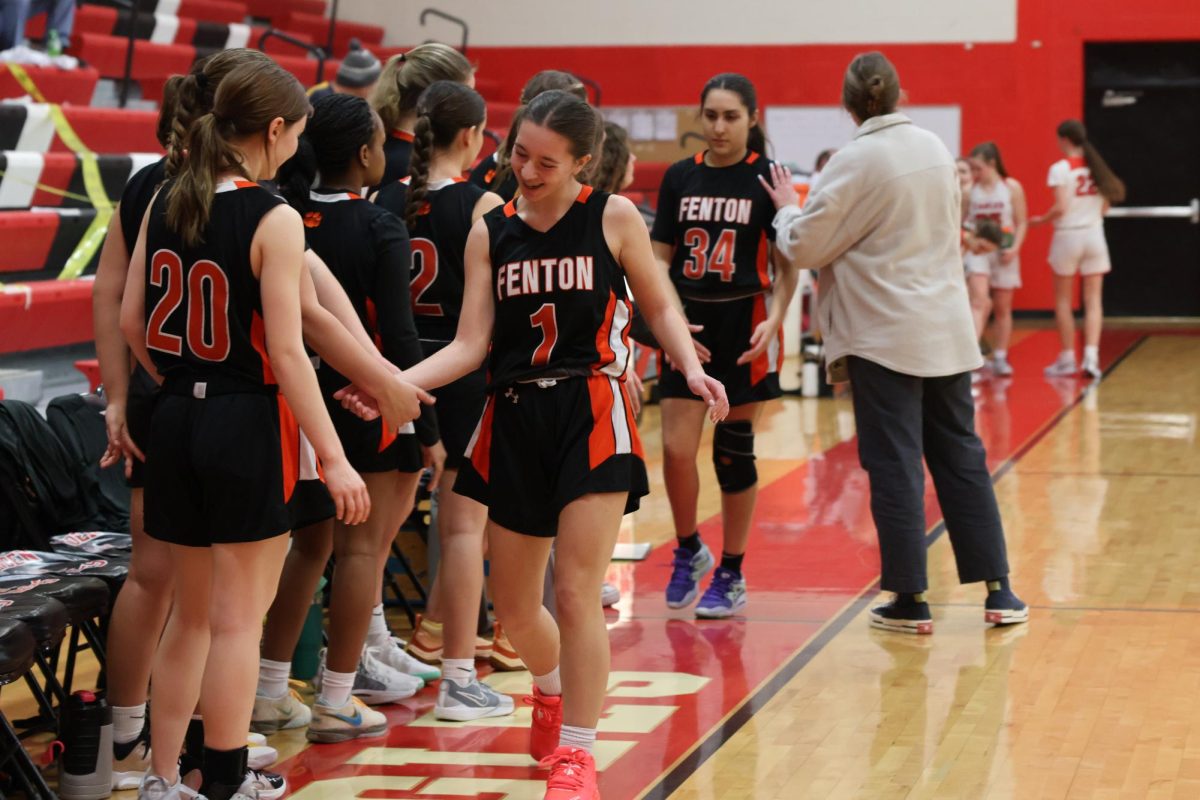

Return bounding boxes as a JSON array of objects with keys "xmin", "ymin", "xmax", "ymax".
[
  {"xmin": 453, "ymin": 185, "xmax": 649, "ymax": 538},
  {"xmin": 141, "ymin": 179, "xmax": 301, "ymax": 546},
  {"xmin": 651, "ymin": 149, "xmax": 783, "ymax": 405}
]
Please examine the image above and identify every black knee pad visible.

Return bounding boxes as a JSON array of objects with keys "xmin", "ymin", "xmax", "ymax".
[{"xmin": 713, "ymin": 420, "xmax": 756, "ymax": 494}]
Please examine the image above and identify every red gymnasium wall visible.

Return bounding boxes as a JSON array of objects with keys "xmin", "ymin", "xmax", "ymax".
[{"xmin": 444, "ymin": 0, "xmax": 1199, "ymax": 312}]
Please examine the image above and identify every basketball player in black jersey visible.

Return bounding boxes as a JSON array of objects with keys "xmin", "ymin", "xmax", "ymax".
[
  {"xmin": 116, "ymin": 62, "xmax": 408, "ymax": 800},
  {"xmin": 385, "ymin": 90, "xmax": 729, "ymax": 800},
  {"xmin": 377, "ymin": 80, "xmax": 520, "ymax": 719},
  {"xmin": 651, "ymin": 74, "xmax": 798, "ymax": 620},
  {"xmin": 369, "ymin": 43, "xmax": 474, "ymax": 190},
  {"xmin": 97, "ymin": 51, "xmax": 431, "ymax": 792},
  {"xmin": 467, "ymin": 70, "xmax": 587, "ymax": 202}
]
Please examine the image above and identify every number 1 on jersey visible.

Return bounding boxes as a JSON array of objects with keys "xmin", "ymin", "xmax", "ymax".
[
  {"xmin": 681, "ymin": 227, "xmax": 737, "ymax": 282},
  {"xmin": 530, "ymin": 303, "xmax": 558, "ymax": 366}
]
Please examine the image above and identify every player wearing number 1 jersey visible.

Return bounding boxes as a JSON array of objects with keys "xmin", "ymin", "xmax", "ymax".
[
  {"xmin": 1032, "ymin": 119, "xmax": 1126, "ymax": 379},
  {"xmin": 375, "ymin": 80, "xmax": 516, "ymax": 721},
  {"xmin": 395, "ymin": 90, "xmax": 728, "ymax": 800},
  {"xmin": 119, "ymin": 62, "xmax": 372, "ymax": 800},
  {"xmin": 651, "ymin": 74, "xmax": 798, "ymax": 621}
]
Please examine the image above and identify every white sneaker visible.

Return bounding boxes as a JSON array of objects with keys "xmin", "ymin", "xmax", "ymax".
[
  {"xmin": 247, "ymin": 742, "xmax": 277, "ymax": 771},
  {"xmin": 315, "ymin": 647, "xmax": 423, "ymax": 705},
  {"xmin": 137, "ymin": 774, "xmax": 205, "ymax": 799},
  {"xmin": 307, "ymin": 696, "xmax": 388, "ymax": 744},
  {"xmin": 251, "ymin": 689, "xmax": 312, "ymax": 734},
  {"xmin": 601, "ymin": 582, "xmax": 621, "ymax": 608},
  {"xmin": 1044, "ymin": 355, "xmax": 1077, "ymax": 377},
  {"xmin": 241, "ymin": 769, "xmax": 286, "ymax": 800},
  {"xmin": 1081, "ymin": 357, "xmax": 1101, "ymax": 379},
  {"xmin": 434, "ymin": 672, "xmax": 515, "ymax": 721},
  {"xmin": 991, "ymin": 355, "xmax": 1014, "ymax": 376},
  {"xmin": 374, "ymin": 638, "xmax": 441, "ymax": 683}
]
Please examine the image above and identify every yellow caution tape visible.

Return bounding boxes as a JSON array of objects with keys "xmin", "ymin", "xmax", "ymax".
[
  {"xmin": 45, "ymin": 105, "xmax": 114, "ymax": 280},
  {"xmin": 5, "ymin": 63, "xmax": 47, "ymax": 103},
  {"xmin": 0, "ymin": 168, "xmax": 94, "ymax": 204}
]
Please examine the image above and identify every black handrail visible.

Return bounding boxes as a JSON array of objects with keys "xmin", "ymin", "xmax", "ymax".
[
  {"xmin": 258, "ymin": 29, "xmax": 328, "ymax": 84},
  {"xmin": 108, "ymin": 0, "xmax": 136, "ymax": 109},
  {"xmin": 573, "ymin": 74, "xmax": 602, "ymax": 107},
  {"xmin": 679, "ymin": 131, "xmax": 706, "ymax": 148},
  {"xmin": 325, "ymin": 0, "xmax": 340, "ymax": 56},
  {"xmin": 420, "ymin": 8, "xmax": 469, "ymax": 54}
]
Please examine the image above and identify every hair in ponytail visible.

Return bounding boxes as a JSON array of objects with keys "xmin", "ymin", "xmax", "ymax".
[
  {"xmin": 161, "ymin": 48, "xmax": 274, "ymax": 178},
  {"xmin": 491, "ymin": 70, "xmax": 588, "ymax": 192},
  {"xmin": 370, "ymin": 43, "xmax": 473, "ymax": 135},
  {"xmin": 167, "ymin": 60, "xmax": 309, "ymax": 246},
  {"xmin": 278, "ymin": 93, "xmax": 379, "ymax": 210},
  {"xmin": 592, "ymin": 121, "xmax": 632, "ymax": 193},
  {"xmin": 404, "ymin": 80, "xmax": 485, "ymax": 231},
  {"xmin": 970, "ymin": 141, "xmax": 1010, "ymax": 179},
  {"xmin": 842, "ymin": 51, "xmax": 900, "ymax": 122},
  {"xmin": 701, "ymin": 73, "xmax": 768, "ymax": 155},
  {"xmin": 1058, "ymin": 119, "xmax": 1125, "ymax": 204}
]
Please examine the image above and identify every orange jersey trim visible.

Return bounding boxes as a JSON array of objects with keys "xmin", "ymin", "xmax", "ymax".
[
  {"xmin": 586, "ymin": 376, "xmax": 618, "ymax": 470},
  {"xmin": 392, "ymin": 129, "xmax": 415, "ymax": 142},
  {"xmin": 276, "ymin": 395, "xmax": 301, "ymax": 503},
  {"xmin": 469, "ymin": 396, "xmax": 496, "ymax": 482},
  {"xmin": 250, "ymin": 311, "xmax": 276, "ymax": 385}
]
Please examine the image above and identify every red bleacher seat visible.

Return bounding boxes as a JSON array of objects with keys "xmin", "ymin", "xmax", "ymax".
[
  {"xmin": 0, "ymin": 211, "xmax": 59, "ymax": 273},
  {"xmin": 0, "ymin": 104, "xmax": 161, "ymax": 154},
  {"xmin": 179, "ymin": 0, "xmax": 249, "ymax": 25},
  {"xmin": 247, "ymin": 0, "xmax": 325, "ymax": 24},
  {"xmin": 0, "ymin": 278, "xmax": 94, "ymax": 355},
  {"xmin": 0, "ymin": 65, "xmax": 99, "ymax": 105},
  {"xmin": 281, "ymin": 12, "xmax": 382, "ymax": 56},
  {"xmin": 73, "ymin": 33, "xmax": 196, "ymax": 81}
]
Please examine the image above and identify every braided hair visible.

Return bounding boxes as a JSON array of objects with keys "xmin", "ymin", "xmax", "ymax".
[
  {"xmin": 278, "ymin": 93, "xmax": 380, "ymax": 210},
  {"xmin": 404, "ymin": 80, "xmax": 486, "ymax": 231}
]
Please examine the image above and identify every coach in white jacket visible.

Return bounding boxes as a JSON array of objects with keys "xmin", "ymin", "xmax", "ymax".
[{"xmin": 760, "ymin": 52, "xmax": 1027, "ymax": 635}]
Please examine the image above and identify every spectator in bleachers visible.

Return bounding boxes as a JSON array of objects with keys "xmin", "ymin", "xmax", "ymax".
[
  {"xmin": 0, "ymin": 0, "xmax": 75, "ymax": 53},
  {"xmin": 307, "ymin": 38, "xmax": 382, "ymax": 102}
]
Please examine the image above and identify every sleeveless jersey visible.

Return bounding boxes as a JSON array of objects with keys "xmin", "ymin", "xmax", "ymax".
[
  {"xmin": 143, "ymin": 179, "xmax": 284, "ymax": 386},
  {"xmin": 968, "ymin": 179, "xmax": 1015, "ymax": 243},
  {"xmin": 375, "ymin": 176, "xmax": 486, "ymax": 342},
  {"xmin": 120, "ymin": 156, "xmax": 167, "ymax": 250},
  {"xmin": 483, "ymin": 185, "xmax": 632, "ymax": 388},
  {"xmin": 378, "ymin": 129, "xmax": 414, "ymax": 189},
  {"xmin": 468, "ymin": 152, "xmax": 518, "ymax": 201},
  {"xmin": 1047, "ymin": 157, "xmax": 1105, "ymax": 229},
  {"xmin": 650, "ymin": 150, "xmax": 778, "ymax": 299}
]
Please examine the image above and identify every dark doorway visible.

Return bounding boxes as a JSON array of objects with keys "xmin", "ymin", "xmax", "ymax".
[{"xmin": 1085, "ymin": 42, "xmax": 1200, "ymax": 316}]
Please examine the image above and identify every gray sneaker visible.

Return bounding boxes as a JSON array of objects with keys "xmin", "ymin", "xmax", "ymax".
[
  {"xmin": 434, "ymin": 673, "xmax": 516, "ymax": 721},
  {"xmin": 991, "ymin": 355, "xmax": 1014, "ymax": 376},
  {"xmin": 138, "ymin": 775, "xmax": 206, "ymax": 799}
]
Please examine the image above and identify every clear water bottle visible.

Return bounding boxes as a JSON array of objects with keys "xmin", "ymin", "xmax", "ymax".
[{"xmin": 47, "ymin": 30, "xmax": 62, "ymax": 58}]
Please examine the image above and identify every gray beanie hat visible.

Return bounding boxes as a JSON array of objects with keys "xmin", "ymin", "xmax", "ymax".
[{"xmin": 337, "ymin": 39, "xmax": 382, "ymax": 88}]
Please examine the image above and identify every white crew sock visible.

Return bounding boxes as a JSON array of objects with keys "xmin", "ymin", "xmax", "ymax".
[
  {"xmin": 366, "ymin": 604, "xmax": 392, "ymax": 649},
  {"xmin": 112, "ymin": 703, "xmax": 146, "ymax": 744},
  {"xmin": 1059, "ymin": 349, "xmax": 1076, "ymax": 363},
  {"xmin": 533, "ymin": 666, "xmax": 562, "ymax": 696},
  {"xmin": 317, "ymin": 668, "xmax": 355, "ymax": 709},
  {"xmin": 256, "ymin": 658, "xmax": 291, "ymax": 699},
  {"xmin": 993, "ymin": 349, "xmax": 1007, "ymax": 361},
  {"xmin": 559, "ymin": 724, "xmax": 597, "ymax": 753},
  {"xmin": 1083, "ymin": 345, "xmax": 1099, "ymax": 362},
  {"xmin": 442, "ymin": 658, "xmax": 474, "ymax": 686}
]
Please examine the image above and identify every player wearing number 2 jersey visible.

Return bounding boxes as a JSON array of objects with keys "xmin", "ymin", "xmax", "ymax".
[
  {"xmin": 376, "ymin": 80, "xmax": 517, "ymax": 721},
  {"xmin": 396, "ymin": 90, "xmax": 728, "ymax": 800},
  {"xmin": 1032, "ymin": 119, "xmax": 1126, "ymax": 379},
  {"xmin": 650, "ymin": 74, "xmax": 798, "ymax": 621},
  {"xmin": 119, "ymin": 61, "xmax": 373, "ymax": 800}
]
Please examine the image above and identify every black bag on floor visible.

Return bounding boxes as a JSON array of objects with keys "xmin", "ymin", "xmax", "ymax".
[
  {"xmin": 46, "ymin": 394, "xmax": 130, "ymax": 532},
  {"xmin": 0, "ymin": 400, "xmax": 94, "ymax": 550}
]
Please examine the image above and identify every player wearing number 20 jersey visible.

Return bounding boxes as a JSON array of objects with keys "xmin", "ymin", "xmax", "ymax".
[
  {"xmin": 454, "ymin": 185, "xmax": 648, "ymax": 537},
  {"xmin": 651, "ymin": 149, "xmax": 783, "ymax": 406},
  {"xmin": 141, "ymin": 179, "xmax": 299, "ymax": 546}
]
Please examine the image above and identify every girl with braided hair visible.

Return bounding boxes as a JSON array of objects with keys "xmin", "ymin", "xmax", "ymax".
[
  {"xmin": 375, "ymin": 80, "xmax": 518, "ymax": 719},
  {"xmin": 370, "ymin": 43, "xmax": 475, "ymax": 189}
]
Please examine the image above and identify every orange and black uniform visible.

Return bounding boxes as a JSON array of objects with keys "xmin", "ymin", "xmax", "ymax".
[
  {"xmin": 651, "ymin": 150, "xmax": 783, "ymax": 405},
  {"xmin": 455, "ymin": 185, "xmax": 647, "ymax": 537},
  {"xmin": 467, "ymin": 152, "xmax": 518, "ymax": 202},
  {"xmin": 141, "ymin": 180, "xmax": 304, "ymax": 546},
  {"xmin": 297, "ymin": 188, "xmax": 434, "ymax": 472},
  {"xmin": 377, "ymin": 129, "xmax": 415, "ymax": 191},
  {"xmin": 375, "ymin": 176, "xmax": 486, "ymax": 469}
]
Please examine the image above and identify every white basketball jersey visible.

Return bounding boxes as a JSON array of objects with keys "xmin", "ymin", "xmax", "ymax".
[
  {"xmin": 1047, "ymin": 157, "xmax": 1105, "ymax": 229},
  {"xmin": 968, "ymin": 179, "xmax": 1014, "ymax": 232}
]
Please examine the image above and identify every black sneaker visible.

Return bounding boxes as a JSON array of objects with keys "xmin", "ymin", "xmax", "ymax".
[
  {"xmin": 985, "ymin": 588, "xmax": 1029, "ymax": 625},
  {"xmin": 113, "ymin": 720, "xmax": 152, "ymax": 790},
  {"xmin": 869, "ymin": 596, "xmax": 933, "ymax": 635}
]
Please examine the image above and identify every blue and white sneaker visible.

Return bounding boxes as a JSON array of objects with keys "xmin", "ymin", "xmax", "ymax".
[
  {"xmin": 666, "ymin": 542, "xmax": 715, "ymax": 609},
  {"xmin": 694, "ymin": 568, "xmax": 747, "ymax": 618}
]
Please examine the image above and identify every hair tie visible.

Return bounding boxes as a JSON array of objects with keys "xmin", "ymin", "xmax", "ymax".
[
  {"xmin": 195, "ymin": 72, "xmax": 208, "ymax": 91},
  {"xmin": 398, "ymin": 52, "xmax": 407, "ymax": 63}
]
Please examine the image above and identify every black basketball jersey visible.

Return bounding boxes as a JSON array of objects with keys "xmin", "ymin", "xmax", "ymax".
[
  {"xmin": 120, "ymin": 156, "xmax": 167, "ymax": 250},
  {"xmin": 143, "ymin": 179, "xmax": 285, "ymax": 386},
  {"xmin": 377, "ymin": 130, "xmax": 414, "ymax": 190},
  {"xmin": 483, "ymin": 185, "xmax": 633, "ymax": 388},
  {"xmin": 650, "ymin": 150, "xmax": 778, "ymax": 299},
  {"xmin": 375, "ymin": 176, "xmax": 486, "ymax": 342},
  {"xmin": 467, "ymin": 152, "xmax": 518, "ymax": 202}
]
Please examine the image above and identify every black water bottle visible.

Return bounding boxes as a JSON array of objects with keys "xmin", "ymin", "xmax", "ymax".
[{"xmin": 57, "ymin": 690, "xmax": 113, "ymax": 799}]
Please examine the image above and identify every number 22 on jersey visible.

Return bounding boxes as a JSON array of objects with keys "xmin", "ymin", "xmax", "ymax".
[
  {"xmin": 146, "ymin": 249, "xmax": 231, "ymax": 361},
  {"xmin": 681, "ymin": 227, "xmax": 737, "ymax": 282}
]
